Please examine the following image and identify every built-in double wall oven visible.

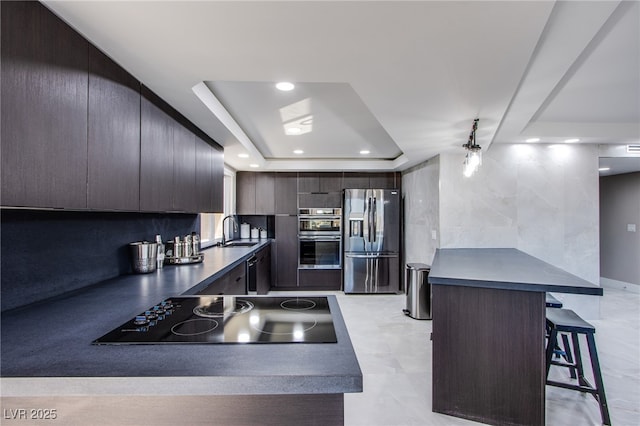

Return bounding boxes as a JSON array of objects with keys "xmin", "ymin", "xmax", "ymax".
[{"xmin": 298, "ymin": 208, "xmax": 342, "ymax": 269}]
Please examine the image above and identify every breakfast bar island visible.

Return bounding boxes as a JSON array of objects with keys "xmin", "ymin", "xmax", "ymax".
[{"xmin": 428, "ymin": 248, "xmax": 603, "ymax": 426}]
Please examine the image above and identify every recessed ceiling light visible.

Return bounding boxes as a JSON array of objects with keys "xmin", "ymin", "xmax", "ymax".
[
  {"xmin": 275, "ymin": 82, "xmax": 295, "ymax": 91},
  {"xmin": 598, "ymin": 167, "xmax": 610, "ymax": 171},
  {"xmin": 249, "ymin": 164, "xmax": 259, "ymax": 168},
  {"xmin": 286, "ymin": 127, "xmax": 302, "ymax": 135},
  {"xmin": 238, "ymin": 153, "xmax": 249, "ymax": 158},
  {"xmin": 360, "ymin": 150, "xmax": 370, "ymax": 155},
  {"xmin": 525, "ymin": 138, "xmax": 540, "ymax": 143},
  {"xmin": 564, "ymin": 138, "xmax": 580, "ymax": 143},
  {"xmin": 293, "ymin": 149, "xmax": 304, "ymax": 155}
]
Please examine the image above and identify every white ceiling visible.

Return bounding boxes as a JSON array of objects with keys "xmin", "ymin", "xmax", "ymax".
[{"xmin": 42, "ymin": 0, "xmax": 640, "ymax": 173}]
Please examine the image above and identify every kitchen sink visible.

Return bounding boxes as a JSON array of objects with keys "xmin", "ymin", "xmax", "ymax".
[{"xmin": 222, "ymin": 241, "xmax": 259, "ymax": 248}]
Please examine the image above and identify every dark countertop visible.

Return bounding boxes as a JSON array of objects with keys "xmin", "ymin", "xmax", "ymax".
[
  {"xmin": 0, "ymin": 239, "xmax": 363, "ymax": 397},
  {"xmin": 428, "ymin": 248, "xmax": 603, "ymax": 295}
]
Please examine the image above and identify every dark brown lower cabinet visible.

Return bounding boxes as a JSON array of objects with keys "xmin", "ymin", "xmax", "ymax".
[
  {"xmin": 197, "ymin": 262, "xmax": 247, "ymax": 295},
  {"xmin": 298, "ymin": 269, "xmax": 342, "ymax": 290},
  {"xmin": 273, "ymin": 216, "xmax": 298, "ymax": 288},
  {"xmin": 255, "ymin": 245, "xmax": 272, "ymax": 295}
]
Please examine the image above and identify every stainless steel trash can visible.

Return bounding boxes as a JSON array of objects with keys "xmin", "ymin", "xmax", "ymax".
[{"xmin": 402, "ymin": 263, "xmax": 431, "ymax": 320}]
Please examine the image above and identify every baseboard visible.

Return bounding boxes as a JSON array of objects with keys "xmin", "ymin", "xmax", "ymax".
[{"xmin": 600, "ymin": 277, "xmax": 640, "ymax": 293}]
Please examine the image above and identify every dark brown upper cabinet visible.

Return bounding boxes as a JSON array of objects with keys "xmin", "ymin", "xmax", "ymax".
[
  {"xmin": 211, "ymin": 145, "xmax": 224, "ymax": 213},
  {"xmin": 236, "ymin": 172, "xmax": 256, "ymax": 215},
  {"xmin": 297, "ymin": 172, "xmax": 343, "ymax": 193},
  {"xmin": 255, "ymin": 172, "xmax": 275, "ymax": 214},
  {"xmin": 172, "ymin": 123, "xmax": 196, "ymax": 212},
  {"xmin": 87, "ymin": 45, "xmax": 141, "ymax": 211},
  {"xmin": 370, "ymin": 172, "xmax": 399, "ymax": 189},
  {"xmin": 344, "ymin": 172, "xmax": 400, "ymax": 189},
  {"xmin": 195, "ymin": 136, "xmax": 216, "ymax": 213},
  {"xmin": 236, "ymin": 172, "xmax": 275, "ymax": 215},
  {"xmin": 274, "ymin": 172, "xmax": 298, "ymax": 215},
  {"xmin": 343, "ymin": 172, "xmax": 371, "ymax": 189},
  {"xmin": 140, "ymin": 87, "xmax": 175, "ymax": 212},
  {"xmin": 1, "ymin": 1, "xmax": 89, "ymax": 209}
]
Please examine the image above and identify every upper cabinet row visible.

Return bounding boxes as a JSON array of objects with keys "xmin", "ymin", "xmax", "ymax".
[
  {"xmin": 236, "ymin": 171, "xmax": 401, "ymax": 214},
  {"xmin": 0, "ymin": 1, "xmax": 223, "ymax": 213}
]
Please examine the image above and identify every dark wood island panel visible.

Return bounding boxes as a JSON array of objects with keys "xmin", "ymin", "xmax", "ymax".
[{"xmin": 432, "ymin": 285, "xmax": 545, "ymax": 426}]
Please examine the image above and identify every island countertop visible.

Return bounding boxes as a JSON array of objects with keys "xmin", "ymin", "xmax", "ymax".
[
  {"xmin": 0, "ymin": 241, "xmax": 362, "ymax": 397},
  {"xmin": 428, "ymin": 248, "xmax": 603, "ymax": 295}
]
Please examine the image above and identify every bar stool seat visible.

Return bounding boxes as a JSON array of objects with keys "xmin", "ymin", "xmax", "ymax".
[
  {"xmin": 545, "ymin": 308, "xmax": 611, "ymax": 425},
  {"xmin": 545, "ymin": 293, "xmax": 563, "ymax": 308}
]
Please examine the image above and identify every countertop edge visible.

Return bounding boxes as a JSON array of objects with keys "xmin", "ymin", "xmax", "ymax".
[
  {"xmin": 0, "ymin": 374, "xmax": 364, "ymax": 397},
  {"xmin": 428, "ymin": 276, "xmax": 604, "ymax": 296}
]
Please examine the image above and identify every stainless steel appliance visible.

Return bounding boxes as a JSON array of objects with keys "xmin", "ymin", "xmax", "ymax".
[
  {"xmin": 343, "ymin": 189, "xmax": 400, "ymax": 293},
  {"xmin": 298, "ymin": 208, "xmax": 342, "ymax": 269},
  {"xmin": 93, "ymin": 296, "xmax": 337, "ymax": 344}
]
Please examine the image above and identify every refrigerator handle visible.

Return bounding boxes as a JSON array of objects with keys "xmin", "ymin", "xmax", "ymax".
[
  {"xmin": 366, "ymin": 196, "xmax": 372, "ymax": 243},
  {"xmin": 372, "ymin": 197, "xmax": 377, "ymax": 243}
]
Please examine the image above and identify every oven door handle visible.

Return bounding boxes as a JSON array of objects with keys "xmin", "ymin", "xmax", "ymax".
[
  {"xmin": 345, "ymin": 253, "xmax": 397, "ymax": 259},
  {"xmin": 299, "ymin": 235, "xmax": 341, "ymax": 241}
]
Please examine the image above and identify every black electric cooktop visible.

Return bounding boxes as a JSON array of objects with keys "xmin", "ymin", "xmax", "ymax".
[{"xmin": 93, "ymin": 296, "xmax": 337, "ymax": 345}]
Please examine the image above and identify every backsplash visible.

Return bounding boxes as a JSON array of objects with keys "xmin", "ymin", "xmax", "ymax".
[{"xmin": 1, "ymin": 209, "xmax": 199, "ymax": 312}]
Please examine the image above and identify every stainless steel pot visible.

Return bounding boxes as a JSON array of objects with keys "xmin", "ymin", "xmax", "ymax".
[{"xmin": 129, "ymin": 241, "xmax": 158, "ymax": 274}]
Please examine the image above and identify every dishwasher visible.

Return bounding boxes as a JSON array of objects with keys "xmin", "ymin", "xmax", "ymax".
[{"xmin": 247, "ymin": 254, "xmax": 258, "ymax": 293}]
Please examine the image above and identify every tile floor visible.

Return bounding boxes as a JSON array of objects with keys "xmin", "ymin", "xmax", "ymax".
[{"xmin": 302, "ymin": 286, "xmax": 638, "ymax": 426}]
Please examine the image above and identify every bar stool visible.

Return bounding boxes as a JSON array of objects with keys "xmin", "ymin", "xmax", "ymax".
[
  {"xmin": 545, "ymin": 307, "xmax": 611, "ymax": 426},
  {"xmin": 545, "ymin": 293, "xmax": 576, "ymax": 376}
]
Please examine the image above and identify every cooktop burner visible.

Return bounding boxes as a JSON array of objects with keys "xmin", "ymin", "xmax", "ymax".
[{"xmin": 93, "ymin": 296, "xmax": 337, "ymax": 345}]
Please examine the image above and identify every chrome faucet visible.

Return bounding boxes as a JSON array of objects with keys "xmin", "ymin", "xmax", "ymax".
[{"xmin": 221, "ymin": 215, "xmax": 239, "ymax": 245}]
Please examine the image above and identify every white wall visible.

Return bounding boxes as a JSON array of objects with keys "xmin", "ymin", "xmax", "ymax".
[
  {"xmin": 402, "ymin": 156, "xmax": 440, "ymax": 266},
  {"xmin": 403, "ymin": 143, "xmax": 601, "ymax": 319}
]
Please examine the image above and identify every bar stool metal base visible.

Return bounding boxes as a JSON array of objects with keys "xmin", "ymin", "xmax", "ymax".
[{"xmin": 545, "ymin": 308, "xmax": 611, "ymax": 426}]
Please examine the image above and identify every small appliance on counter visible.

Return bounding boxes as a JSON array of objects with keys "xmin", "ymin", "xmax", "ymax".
[
  {"xmin": 129, "ymin": 241, "xmax": 158, "ymax": 274},
  {"xmin": 240, "ymin": 223, "xmax": 251, "ymax": 239},
  {"xmin": 164, "ymin": 232, "xmax": 203, "ymax": 265}
]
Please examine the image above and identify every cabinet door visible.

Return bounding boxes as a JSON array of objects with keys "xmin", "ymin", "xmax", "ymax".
[
  {"xmin": 1, "ymin": 1, "xmax": 88, "ymax": 209},
  {"xmin": 319, "ymin": 173, "xmax": 343, "ymax": 192},
  {"xmin": 197, "ymin": 262, "xmax": 246, "ymax": 295},
  {"xmin": 297, "ymin": 172, "xmax": 319, "ymax": 193},
  {"xmin": 140, "ymin": 88, "xmax": 174, "ymax": 212},
  {"xmin": 87, "ymin": 45, "xmax": 140, "ymax": 210},
  {"xmin": 275, "ymin": 172, "xmax": 298, "ymax": 214},
  {"xmin": 256, "ymin": 245, "xmax": 272, "ymax": 295},
  {"xmin": 298, "ymin": 193, "xmax": 342, "ymax": 208},
  {"xmin": 343, "ymin": 172, "xmax": 370, "ymax": 189},
  {"xmin": 274, "ymin": 216, "xmax": 298, "ymax": 288},
  {"xmin": 369, "ymin": 172, "xmax": 398, "ymax": 189},
  {"xmin": 298, "ymin": 269, "xmax": 342, "ymax": 290},
  {"xmin": 195, "ymin": 137, "xmax": 214, "ymax": 213},
  {"xmin": 255, "ymin": 172, "xmax": 275, "ymax": 214},
  {"xmin": 211, "ymin": 145, "xmax": 224, "ymax": 213},
  {"xmin": 236, "ymin": 172, "xmax": 256, "ymax": 214},
  {"xmin": 172, "ymin": 123, "xmax": 196, "ymax": 212}
]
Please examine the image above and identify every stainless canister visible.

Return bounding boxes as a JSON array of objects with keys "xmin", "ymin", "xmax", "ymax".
[{"xmin": 129, "ymin": 241, "xmax": 158, "ymax": 274}]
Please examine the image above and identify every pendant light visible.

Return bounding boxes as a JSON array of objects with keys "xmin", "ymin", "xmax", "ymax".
[{"xmin": 462, "ymin": 118, "xmax": 481, "ymax": 177}]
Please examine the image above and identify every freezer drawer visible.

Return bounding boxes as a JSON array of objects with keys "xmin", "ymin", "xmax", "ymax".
[{"xmin": 344, "ymin": 253, "xmax": 400, "ymax": 294}]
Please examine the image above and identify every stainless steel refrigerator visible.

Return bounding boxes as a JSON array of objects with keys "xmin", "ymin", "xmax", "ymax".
[{"xmin": 343, "ymin": 189, "xmax": 400, "ymax": 293}]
